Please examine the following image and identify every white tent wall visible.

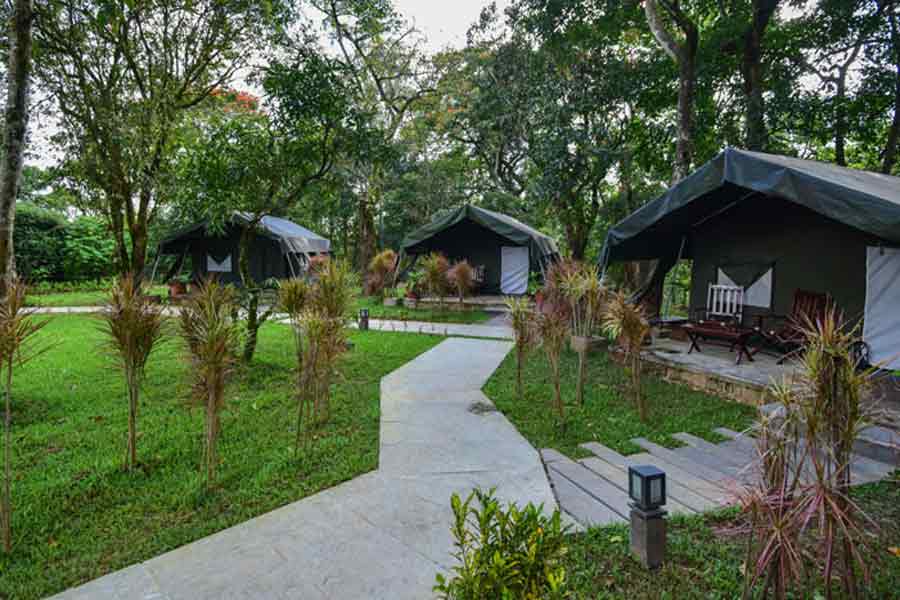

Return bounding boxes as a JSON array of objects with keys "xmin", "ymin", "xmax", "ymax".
[{"xmin": 864, "ymin": 247, "xmax": 900, "ymax": 370}]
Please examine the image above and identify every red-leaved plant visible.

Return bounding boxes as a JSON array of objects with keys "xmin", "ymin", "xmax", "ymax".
[{"xmin": 736, "ymin": 308, "xmax": 878, "ymax": 600}]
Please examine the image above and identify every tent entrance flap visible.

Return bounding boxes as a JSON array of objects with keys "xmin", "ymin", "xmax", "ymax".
[
  {"xmin": 501, "ymin": 246, "xmax": 529, "ymax": 295},
  {"xmin": 864, "ymin": 246, "xmax": 900, "ymax": 370}
]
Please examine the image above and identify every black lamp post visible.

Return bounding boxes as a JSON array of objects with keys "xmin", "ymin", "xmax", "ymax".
[
  {"xmin": 628, "ymin": 465, "xmax": 667, "ymax": 569},
  {"xmin": 359, "ymin": 308, "xmax": 369, "ymax": 331}
]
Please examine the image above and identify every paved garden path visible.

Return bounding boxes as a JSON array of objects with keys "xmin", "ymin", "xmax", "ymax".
[
  {"xmin": 32, "ymin": 306, "xmax": 514, "ymax": 340},
  {"xmin": 53, "ymin": 337, "xmax": 555, "ymax": 600}
]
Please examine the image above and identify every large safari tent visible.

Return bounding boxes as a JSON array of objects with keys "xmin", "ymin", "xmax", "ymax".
[
  {"xmin": 600, "ymin": 148, "xmax": 900, "ymax": 369},
  {"xmin": 400, "ymin": 205, "xmax": 560, "ymax": 295},
  {"xmin": 157, "ymin": 213, "xmax": 331, "ymax": 286}
]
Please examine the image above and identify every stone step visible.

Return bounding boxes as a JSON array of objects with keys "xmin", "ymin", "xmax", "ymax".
[
  {"xmin": 541, "ymin": 449, "xmax": 627, "ymax": 527},
  {"xmin": 579, "ymin": 442, "xmax": 729, "ymax": 506},
  {"xmin": 669, "ymin": 445, "xmax": 751, "ymax": 481},
  {"xmin": 672, "ymin": 432, "xmax": 754, "ymax": 468},
  {"xmin": 631, "ymin": 437, "xmax": 739, "ymax": 487},
  {"xmin": 578, "ymin": 457, "xmax": 704, "ymax": 515},
  {"xmin": 856, "ymin": 425, "xmax": 900, "ymax": 466},
  {"xmin": 714, "ymin": 427, "xmax": 758, "ymax": 454},
  {"xmin": 546, "ymin": 466, "xmax": 625, "ymax": 527},
  {"xmin": 548, "ymin": 457, "xmax": 633, "ymax": 520}
]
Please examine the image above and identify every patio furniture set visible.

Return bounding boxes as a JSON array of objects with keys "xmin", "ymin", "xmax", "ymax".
[{"xmin": 677, "ymin": 285, "xmax": 832, "ymax": 365}]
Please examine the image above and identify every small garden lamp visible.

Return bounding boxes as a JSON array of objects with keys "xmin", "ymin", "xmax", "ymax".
[
  {"xmin": 627, "ymin": 465, "xmax": 667, "ymax": 570},
  {"xmin": 359, "ymin": 308, "xmax": 369, "ymax": 331},
  {"xmin": 628, "ymin": 465, "xmax": 666, "ymax": 511}
]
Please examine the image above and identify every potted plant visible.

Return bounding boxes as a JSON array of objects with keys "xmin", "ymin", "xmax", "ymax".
[
  {"xmin": 168, "ymin": 275, "xmax": 190, "ymax": 298},
  {"xmin": 405, "ymin": 270, "xmax": 423, "ymax": 309}
]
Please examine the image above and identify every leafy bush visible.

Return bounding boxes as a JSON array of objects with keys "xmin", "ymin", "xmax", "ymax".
[
  {"xmin": 421, "ymin": 252, "xmax": 450, "ymax": 306},
  {"xmin": 366, "ymin": 249, "xmax": 397, "ymax": 297},
  {"xmin": 14, "ymin": 207, "xmax": 119, "ymax": 283},
  {"xmin": 29, "ymin": 278, "xmax": 115, "ymax": 295},
  {"xmin": 448, "ymin": 260, "xmax": 475, "ymax": 302},
  {"xmin": 14, "ymin": 203, "xmax": 66, "ymax": 282},
  {"xmin": 61, "ymin": 217, "xmax": 118, "ymax": 281},
  {"xmin": 434, "ymin": 488, "xmax": 569, "ymax": 600}
]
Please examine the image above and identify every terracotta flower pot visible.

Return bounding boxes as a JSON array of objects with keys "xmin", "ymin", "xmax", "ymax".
[{"xmin": 169, "ymin": 281, "xmax": 187, "ymax": 297}]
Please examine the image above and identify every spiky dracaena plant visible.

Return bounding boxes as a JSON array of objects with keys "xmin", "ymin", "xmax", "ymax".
[
  {"xmin": 537, "ymin": 310, "xmax": 569, "ymax": 420},
  {"xmin": 506, "ymin": 296, "xmax": 536, "ymax": 402},
  {"xmin": 279, "ymin": 278, "xmax": 311, "ymax": 453},
  {"xmin": 179, "ymin": 279, "xmax": 240, "ymax": 489},
  {"xmin": 736, "ymin": 382, "xmax": 807, "ymax": 600},
  {"xmin": 560, "ymin": 263, "xmax": 606, "ymax": 406},
  {"xmin": 794, "ymin": 308, "xmax": 874, "ymax": 599},
  {"xmin": 99, "ymin": 274, "xmax": 167, "ymax": 472},
  {"xmin": 299, "ymin": 309, "xmax": 346, "ymax": 428},
  {"xmin": 737, "ymin": 309, "xmax": 876, "ymax": 600},
  {"xmin": 366, "ymin": 249, "xmax": 397, "ymax": 297},
  {"xmin": 0, "ymin": 278, "xmax": 48, "ymax": 553},
  {"xmin": 602, "ymin": 291, "xmax": 650, "ymax": 422},
  {"xmin": 421, "ymin": 252, "xmax": 450, "ymax": 309},
  {"xmin": 448, "ymin": 260, "xmax": 475, "ymax": 304},
  {"xmin": 310, "ymin": 258, "xmax": 358, "ymax": 321}
]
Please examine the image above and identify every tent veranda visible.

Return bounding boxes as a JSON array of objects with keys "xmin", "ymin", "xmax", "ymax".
[
  {"xmin": 599, "ymin": 147, "xmax": 900, "ymax": 369},
  {"xmin": 400, "ymin": 205, "xmax": 560, "ymax": 295}
]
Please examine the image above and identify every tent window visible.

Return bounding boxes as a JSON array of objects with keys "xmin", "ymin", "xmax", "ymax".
[
  {"xmin": 207, "ymin": 254, "xmax": 232, "ymax": 273},
  {"xmin": 717, "ymin": 263, "xmax": 773, "ymax": 309}
]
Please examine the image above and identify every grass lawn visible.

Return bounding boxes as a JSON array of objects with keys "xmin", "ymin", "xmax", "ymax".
[
  {"xmin": 0, "ymin": 316, "xmax": 441, "ymax": 599},
  {"xmin": 565, "ymin": 475, "xmax": 900, "ymax": 598},
  {"xmin": 354, "ymin": 295, "xmax": 493, "ymax": 324},
  {"xmin": 483, "ymin": 345, "xmax": 757, "ymax": 457},
  {"xmin": 26, "ymin": 285, "xmax": 169, "ymax": 307}
]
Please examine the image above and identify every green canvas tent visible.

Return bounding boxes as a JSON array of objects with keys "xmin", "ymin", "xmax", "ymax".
[
  {"xmin": 599, "ymin": 148, "xmax": 900, "ymax": 368},
  {"xmin": 157, "ymin": 213, "xmax": 330, "ymax": 286},
  {"xmin": 400, "ymin": 205, "xmax": 559, "ymax": 295}
]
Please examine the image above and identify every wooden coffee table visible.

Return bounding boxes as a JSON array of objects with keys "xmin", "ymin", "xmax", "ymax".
[{"xmin": 681, "ymin": 321, "xmax": 758, "ymax": 365}]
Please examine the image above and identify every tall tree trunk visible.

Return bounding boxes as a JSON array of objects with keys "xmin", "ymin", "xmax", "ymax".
[
  {"xmin": 834, "ymin": 75, "xmax": 849, "ymax": 167},
  {"xmin": 238, "ymin": 225, "xmax": 261, "ymax": 363},
  {"xmin": 0, "ymin": 0, "xmax": 34, "ymax": 297},
  {"xmin": 741, "ymin": 0, "xmax": 779, "ymax": 151},
  {"xmin": 356, "ymin": 194, "xmax": 377, "ymax": 276},
  {"xmin": 674, "ymin": 51, "xmax": 697, "ymax": 183},
  {"xmin": 644, "ymin": 0, "xmax": 698, "ymax": 184},
  {"xmin": 883, "ymin": 12, "xmax": 900, "ymax": 174}
]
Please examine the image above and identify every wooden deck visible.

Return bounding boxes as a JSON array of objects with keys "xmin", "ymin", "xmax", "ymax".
[{"xmin": 543, "ymin": 427, "xmax": 897, "ymax": 529}]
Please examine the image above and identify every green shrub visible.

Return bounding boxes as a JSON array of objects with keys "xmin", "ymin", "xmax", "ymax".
[
  {"xmin": 434, "ymin": 488, "xmax": 569, "ymax": 600},
  {"xmin": 61, "ymin": 217, "xmax": 118, "ymax": 281},
  {"xmin": 14, "ymin": 203, "xmax": 66, "ymax": 281}
]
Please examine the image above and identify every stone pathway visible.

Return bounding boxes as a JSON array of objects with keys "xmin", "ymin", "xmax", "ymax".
[
  {"xmin": 53, "ymin": 337, "xmax": 555, "ymax": 600},
  {"xmin": 32, "ymin": 306, "xmax": 514, "ymax": 340},
  {"xmin": 544, "ymin": 427, "xmax": 897, "ymax": 528}
]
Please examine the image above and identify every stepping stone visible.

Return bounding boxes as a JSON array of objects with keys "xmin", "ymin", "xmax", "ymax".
[
  {"xmin": 673, "ymin": 432, "xmax": 756, "ymax": 470},
  {"xmin": 548, "ymin": 458, "xmax": 632, "ymax": 519},
  {"xmin": 714, "ymin": 427, "xmax": 758, "ymax": 453},
  {"xmin": 545, "ymin": 464, "xmax": 625, "ymax": 527},
  {"xmin": 540, "ymin": 448, "xmax": 568, "ymax": 464},
  {"xmin": 578, "ymin": 457, "xmax": 701, "ymax": 515},
  {"xmin": 579, "ymin": 442, "xmax": 729, "ymax": 507},
  {"xmin": 632, "ymin": 437, "xmax": 738, "ymax": 486}
]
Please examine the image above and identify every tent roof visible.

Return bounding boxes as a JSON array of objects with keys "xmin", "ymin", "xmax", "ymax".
[
  {"xmin": 401, "ymin": 205, "xmax": 559, "ymax": 259},
  {"xmin": 159, "ymin": 212, "xmax": 331, "ymax": 256},
  {"xmin": 602, "ymin": 147, "xmax": 900, "ymax": 264}
]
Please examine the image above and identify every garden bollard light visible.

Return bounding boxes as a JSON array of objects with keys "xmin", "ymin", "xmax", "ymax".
[
  {"xmin": 628, "ymin": 465, "xmax": 667, "ymax": 569},
  {"xmin": 359, "ymin": 308, "xmax": 369, "ymax": 331}
]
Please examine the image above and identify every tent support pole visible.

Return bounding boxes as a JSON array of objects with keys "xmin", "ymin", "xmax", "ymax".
[{"xmin": 149, "ymin": 253, "xmax": 161, "ymax": 284}]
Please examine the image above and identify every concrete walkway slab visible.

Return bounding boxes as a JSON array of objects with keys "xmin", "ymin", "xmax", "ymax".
[{"xmin": 51, "ymin": 337, "xmax": 554, "ymax": 600}]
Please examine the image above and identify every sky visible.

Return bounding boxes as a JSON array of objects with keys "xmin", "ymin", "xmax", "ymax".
[{"xmin": 393, "ymin": 0, "xmax": 511, "ymax": 52}]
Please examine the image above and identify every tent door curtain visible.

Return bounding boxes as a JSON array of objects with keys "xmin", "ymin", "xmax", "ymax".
[
  {"xmin": 864, "ymin": 246, "xmax": 900, "ymax": 370},
  {"xmin": 500, "ymin": 246, "xmax": 529, "ymax": 295}
]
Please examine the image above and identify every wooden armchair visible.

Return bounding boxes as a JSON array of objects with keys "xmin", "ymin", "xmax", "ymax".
[{"xmin": 757, "ymin": 289, "xmax": 831, "ymax": 363}]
